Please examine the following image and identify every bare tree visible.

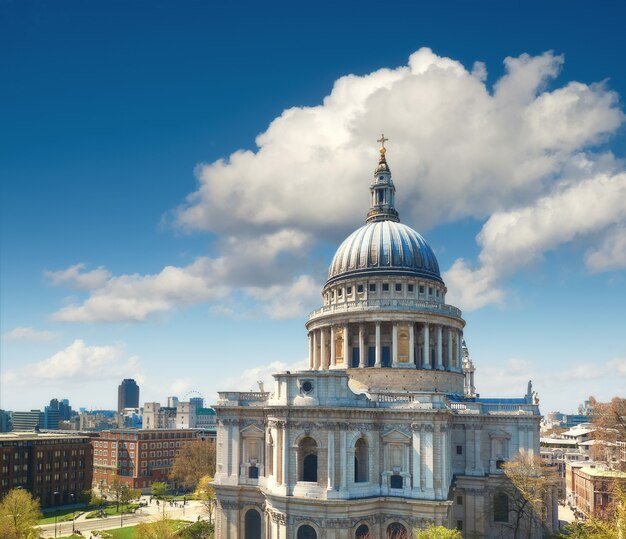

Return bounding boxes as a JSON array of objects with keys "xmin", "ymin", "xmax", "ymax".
[
  {"xmin": 500, "ymin": 451, "xmax": 559, "ymax": 539},
  {"xmin": 589, "ymin": 396, "xmax": 626, "ymax": 470},
  {"xmin": 170, "ymin": 440, "xmax": 215, "ymax": 490}
]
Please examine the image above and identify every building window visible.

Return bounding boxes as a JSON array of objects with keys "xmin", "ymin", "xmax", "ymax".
[
  {"xmin": 354, "ymin": 438, "xmax": 368, "ymax": 483},
  {"xmin": 248, "ymin": 465, "xmax": 259, "ymax": 479},
  {"xmin": 355, "ymin": 524, "xmax": 369, "ymax": 539},
  {"xmin": 419, "ymin": 285, "xmax": 424, "ymax": 293},
  {"xmin": 457, "ymin": 495, "xmax": 463, "ymax": 505},
  {"xmin": 244, "ymin": 509, "xmax": 262, "ymax": 539},
  {"xmin": 357, "ymin": 284, "xmax": 364, "ymax": 293},
  {"xmin": 494, "ymin": 492, "xmax": 510, "ymax": 522},
  {"xmin": 386, "ymin": 523, "xmax": 407, "ymax": 538},
  {"xmin": 428, "ymin": 287, "xmax": 433, "ymax": 295},
  {"xmin": 347, "ymin": 286, "xmax": 352, "ymax": 295},
  {"xmin": 382, "ymin": 283, "xmax": 389, "ymax": 291},
  {"xmin": 395, "ymin": 283, "xmax": 402, "ymax": 292},
  {"xmin": 298, "ymin": 437, "xmax": 318, "ymax": 483},
  {"xmin": 456, "ymin": 445, "xmax": 463, "ymax": 455},
  {"xmin": 390, "ymin": 475, "xmax": 403, "ymax": 489},
  {"xmin": 297, "ymin": 525, "xmax": 317, "ymax": 539},
  {"xmin": 456, "ymin": 520, "xmax": 463, "ymax": 531},
  {"xmin": 369, "ymin": 284, "xmax": 376, "ymax": 292},
  {"xmin": 408, "ymin": 284, "xmax": 414, "ymax": 292}
]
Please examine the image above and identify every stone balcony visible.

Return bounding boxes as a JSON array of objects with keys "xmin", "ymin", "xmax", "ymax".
[{"xmin": 308, "ymin": 298, "xmax": 462, "ymax": 322}]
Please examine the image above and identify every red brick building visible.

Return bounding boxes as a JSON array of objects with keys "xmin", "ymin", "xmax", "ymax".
[
  {"xmin": 569, "ymin": 463, "xmax": 626, "ymax": 517},
  {"xmin": 0, "ymin": 432, "xmax": 93, "ymax": 507},
  {"xmin": 92, "ymin": 428, "xmax": 213, "ymax": 492}
]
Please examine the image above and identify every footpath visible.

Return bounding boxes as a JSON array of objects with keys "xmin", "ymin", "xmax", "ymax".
[{"xmin": 38, "ymin": 496, "xmax": 207, "ymax": 538}]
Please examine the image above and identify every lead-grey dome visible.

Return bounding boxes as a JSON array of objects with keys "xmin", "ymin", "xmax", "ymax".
[{"xmin": 327, "ymin": 220, "xmax": 442, "ymax": 285}]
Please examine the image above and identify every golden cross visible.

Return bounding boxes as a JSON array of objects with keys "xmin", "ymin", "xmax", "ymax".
[{"xmin": 377, "ymin": 134, "xmax": 388, "ymax": 149}]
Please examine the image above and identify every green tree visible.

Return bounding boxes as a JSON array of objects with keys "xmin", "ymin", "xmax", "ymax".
[
  {"xmin": 415, "ymin": 524, "xmax": 462, "ymax": 539},
  {"xmin": 170, "ymin": 440, "xmax": 216, "ymax": 490},
  {"xmin": 179, "ymin": 520, "xmax": 214, "ymax": 539},
  {"xmin": 134, "ymin": 517, "xmax": 177, "ymax": 539},
  {"xmin": 0, "ymin": 488, "xmax": 42, "ymax": 539},
  {"xmin": 194, "ymin": 475, "xmax": 216, "ymax": 523},
  {"xmin": 151, "ymin": 481, "xmax": 168, "ymax": 499}
]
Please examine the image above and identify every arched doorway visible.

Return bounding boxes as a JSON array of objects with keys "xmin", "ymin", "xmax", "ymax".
[
  {"xmin": 387, "ymin": 522, "xmax": 408, "ymax": 539},
  {"xmin": 355, "ymin": 524, "xmax": 369, "ymax": 538},
  {"xmin": 297, "ymin": 524, "xmax": 317, "ymax": 539},
  {"xmin": 244, "ymin": 509, "xmax": 261, "ymax": 539}
]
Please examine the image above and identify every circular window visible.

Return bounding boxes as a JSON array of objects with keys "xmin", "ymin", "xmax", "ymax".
[{"xmin": 301, "ymin": 381, "xmax": 314, "ymax": 394}]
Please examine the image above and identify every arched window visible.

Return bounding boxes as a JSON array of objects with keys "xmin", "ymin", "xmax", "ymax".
[
  {"xmin": 297, "ymin": 524, "xmax": 317, "ymax": 539},
  {"xmin": 244, "ymin": 509, "xmax": 261, "ymax": 539},
  {"xmin": 298, "ymin": 437, "xmax": 318, "ymax": 482},
  {"xmin": 354, "ymin": 438, "xmax": 368, "ymax": 483},
  {"xmin": 387, "ymin": 522, "xmax": 407, "ymax": 539},
  {"xmin": 355, "ymin": 524, "xmax": 369, "ymax": 538},
  {"xmin": 494, "ymin": 492, "xmax": 510, "ymax": 522}
]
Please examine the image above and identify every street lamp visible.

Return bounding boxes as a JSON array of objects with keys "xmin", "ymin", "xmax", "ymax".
[
  {"xmin": 53, "ymin": 491, "xmax": 59, "ymax": 538},
  {"xmin": 70, "ymin": 493, "xmax": 76, "ymax": 533}
]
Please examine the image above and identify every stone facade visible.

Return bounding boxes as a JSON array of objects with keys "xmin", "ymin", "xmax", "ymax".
[{"xmin": 213, "ymin": 141, "xmax": 551, "ymax": 538}]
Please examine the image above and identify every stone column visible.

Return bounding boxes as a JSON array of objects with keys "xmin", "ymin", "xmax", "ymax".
[
  {"xmin": 308, "ymin": 332, "xmax": 313, "ymax": 369},
  {"xmin": 447, "ymin": 328, "xmax": 452, "ymax": 370},
  {"xmin": 272, "ymin": 427, "xmax": 279, "ymax": 485},
  {"xmin": 422, "ymin": 427, "xmax": 434, "ymax": 494},
  {"xmin": 392, "ymin": 323, "xmax": 398, "ymax": 366},
  {"xmin": 320, "ymin": 329, "xmax": 327, "ymax": 370},
  {"xmin": 312, "ymin": 331, "xmax": 318, "ymax": 370},
  {"xmin": 436, "ymin": 325, "xmax": 443, "ymax": 369},
  {"xmin": 330, "ymin": 326, "xmax": 336, "ymax": 368},
  {"xmin": 343, "ymin": 324, "xmax": 350, "ymax": 368},
  {"xmin": 474, "ymin": 426, "xmax": 483, "ymax": 474},
  {"xmin": 375, "ymin": 322, "xmax": 381, "ymax": 367},
  {"xmin": 340, "ymin": 430, "xmax": 347, "ymax": 491},
  {"xmin": 423, "ymin": 323, "xmax": 430, "ymax": 369},
  {"xmin": 281, "ymin": 425, "xmax": 288, "ymax": 486},
  {"xmin": 358, "ymin": 325, "xmax": 365, "ymax": 368},
  {"xmin": 409, "ymin": 323, "xmax": 415, "ymax": 366},
  {"xmin": 412, "ymin": 426, "xmax": 421, "ymax": 492},
  {"xmin": 231, "ymin": 422, "xmax": 239, "ymax": 480},
  {"xmin": 327, "ymin": 430, "xmax": 335, "ymax": 490}
]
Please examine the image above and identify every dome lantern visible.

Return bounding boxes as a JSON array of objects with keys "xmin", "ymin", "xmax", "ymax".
[{"xmin": 366, "ymin": 134, "xmax": 400, "ymax": 224}]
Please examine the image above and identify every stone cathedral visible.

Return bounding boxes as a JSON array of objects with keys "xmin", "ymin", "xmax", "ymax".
[{"xmin": 213, "ymin": 140, "xmax": 554, "ymax": 538}]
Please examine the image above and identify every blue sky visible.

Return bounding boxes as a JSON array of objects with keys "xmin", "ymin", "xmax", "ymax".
[{"xmin": 1, "ymin": 1, "xmax": 625, "ymax": 415}]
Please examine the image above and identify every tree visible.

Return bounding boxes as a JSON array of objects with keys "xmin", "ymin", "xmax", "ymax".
[
  {"xmin": 151, "ymin": 481, "xmax": 168, "ymax": 499},
  {"xmin": 108, "ymin": 480, "xmax": 139, "ymax": 512},
  {"xmin": 179, "ymin": 520, "xmax": 214, "ymax": 539},
  {"xmin": 134, "ymin": 517, "xmax": 177, "ymax": 539},
  {"xmin": 500, "ymin": 451, "xmax": 559, "ymax": 539},
  {"xmin": 170, "ymin": 440, "xmax": 216, "ymax": 490},
  {"xmin": 0, "ymin": 488, "xmax": 42, "ymax": 539},
  {"xmin": 589, "ymin": 396, "xmax": 626, "ymax": 470},
  {"xmin": 194, "ymin": 475, "xmax": 216, "ymax": 523},
  {"xmin": 414, "ymin": 524, "xmax": 462, "ymax": 539}
]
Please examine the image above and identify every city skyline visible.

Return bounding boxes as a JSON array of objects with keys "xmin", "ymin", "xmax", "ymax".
[{"xmin": 2, "ymin": 1, "xmax": 625, "ymax": 415}]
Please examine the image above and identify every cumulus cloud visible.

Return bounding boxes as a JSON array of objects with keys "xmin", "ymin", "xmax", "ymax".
[
  {"xmin": 48, "ymin": 48, "xmax": 626, "ymax": 320},
  {"xmin": 3, "ymin": 339, "xmax": 140, "ymax": 386},
  {"xmin": 45, "ymin": 264, "xmax": 111, "ymax": 290},
  {"xmin": 446, "ymin": 166, "xmax": 626, "ymax": 309},
  {"xmin": 1, "ymin": 326, "xmax": 58, "ymax": 342},
  {"xmin": 222, "ymin": 359, "xmax": 308, "ymax": 394}
]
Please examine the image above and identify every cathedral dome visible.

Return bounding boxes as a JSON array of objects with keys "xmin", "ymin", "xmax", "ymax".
[
  {"xmin": 326, "ymin": 135, "xmax": 442, "ymax": 286},
  {"xmin": 327, "ymin": 220, "xmax": 442, "ymax": 285}
]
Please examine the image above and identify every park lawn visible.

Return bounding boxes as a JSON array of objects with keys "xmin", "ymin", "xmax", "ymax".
[
  {"xmin": 39, "ymin": 508, "xmax": 84, "ymax": 524},
  {"xmin": 86, "ymin": 503, "xmax": 141, "ymax": 519},
  {"xmin": 89, "ymin": 520, "xmax": 189, "ymax": 539}
]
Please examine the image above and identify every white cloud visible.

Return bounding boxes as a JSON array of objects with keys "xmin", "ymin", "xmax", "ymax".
[
  {"xmin": 222, "ymin": 359, "xmax": 308, "ymax": 394},
  {"xmin": 1, "ymin": 326, "xmax": 58, "ymax": 342},
  {"xmin": 585, "ymin": 224, "xmax": 626, "ymax": 272},
  {"xmin": 45, "ymin": 264, "xmax": 111, "ymax": 290},
  {"xmin": 169, "ymin": 378, "xmax": 194, "ymax": 396},
  {"xmin": 47, "ymin": 49, "xmax": 626, "ymax": 321},
  {"xmin": 3, "ymin": 339, "xmax": 140, "ymax": 386},
  {"xmin": 446, "ymin": 167, "xmax": 626, "ymax": 310}
]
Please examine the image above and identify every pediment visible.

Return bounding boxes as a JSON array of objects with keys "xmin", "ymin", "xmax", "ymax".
[
  {"xmin": 240, "ymin": 423, "xmax": 265, "ymax": 436},
  {"xmin": 488, "ymin": 429, "xmax": 511, "ymax": 439},
  {"xmin": 381, "ymin": 428, "xmax": 411, "ymax": 442}
]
